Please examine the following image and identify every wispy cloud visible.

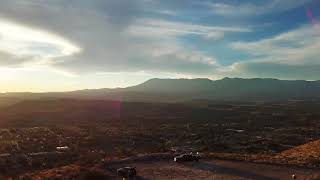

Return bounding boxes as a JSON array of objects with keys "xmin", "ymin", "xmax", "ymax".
[
  {"xmin": 206, "ymin": 0, "xmax": 313, "ymax": 17},
  {"xmin": 128, "ymin": 18, "xmax": 251, "ymax": 40},
  {"xmin": 225, "ymin": 24, "xmax": 320, "ymax": 79},
  {"xmin": 0, "ymin": 19, "xmax": 80, "ymax": 66},
  {"xmin": 231, "ymin": 25, "xmax": 320, "ymax": 64},
  {"xmin": 154, "ymin": 10, "xmax": 178, "ymax": 16}
]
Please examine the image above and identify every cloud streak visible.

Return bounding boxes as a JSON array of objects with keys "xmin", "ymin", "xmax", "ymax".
[
  {"xmin": 0, "ymin": 19, "xmax": 80, "ymax": 66},
  {"xmin": 231, "ymin": 25, "xmax": 320, "ymax": 64},
  {"xmin": 226, "ymin": 24, "xmax": 320, "ymax": 79},
  {"xmin": 207, "ymin": 0, "xmax": 313, "ymax": 17},
  {"xmin": 128, "ymin": 18, "xmax": 251, "ymax": 40}
]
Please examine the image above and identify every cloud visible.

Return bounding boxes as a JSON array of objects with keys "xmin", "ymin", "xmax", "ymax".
[
  {"xmin": 127, "ymin": 18, "xmax": 251, "ymax": 40},
  {"xmin": 154, "ymin": 10, "xmax": 178, "ymax": 16},
  {"xmin": 227, "ymin": 61, "xmax": 320, "ymax": 80},
  {"xmin": 0, "ymin": 0, "xmax": 251, "ymax": 76},
  {"xmin": 0, "ymin": 0, "xmax": 318, "ymax": 83},
  {"xmin": 207, "ymin": 0, "xmax": 313, "ymax": 17},
  {"xmin": 0, "ymin": 19, "xmax": 80, "ymax": 62},
  {"xmin": 225, "ymin": 24, "xmax": 320, "ymax": 80},
  {"xmin": 231, "ymin": 25, "xmax": 320, "ymax": 64},
  {"xmin": 205, "ymin": 31, "xmax": 225, "ymax": 40}
]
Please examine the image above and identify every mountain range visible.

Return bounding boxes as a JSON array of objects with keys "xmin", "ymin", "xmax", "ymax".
[{"xmin": 1, "ymin": 78, "xmax": 320, "ymax": 103}]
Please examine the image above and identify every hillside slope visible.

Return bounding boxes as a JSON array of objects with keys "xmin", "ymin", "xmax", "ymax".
[{"xmin": 275, "ymin": 140, "xmax": 320, "ymax": 166}]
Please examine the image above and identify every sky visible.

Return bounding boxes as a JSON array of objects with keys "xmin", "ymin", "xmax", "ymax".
[{"xmin": 0, "ymin": 0, "xmax": 320, "ymax": 92}]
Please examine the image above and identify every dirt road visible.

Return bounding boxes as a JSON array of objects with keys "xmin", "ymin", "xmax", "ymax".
[{"xmin": 105, "ymin": 154, "xmax": 320, "ymax": 179}]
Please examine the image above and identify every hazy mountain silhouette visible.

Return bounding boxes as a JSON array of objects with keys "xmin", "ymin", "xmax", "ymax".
[
  {"xmin": 134, "ymin": 78, "xmax": 320, "ymax": 101},
  {"xmin": 128, "ymin": 78, "xmax": 214, "ymax": 93},
  {"xmin": 1, "ymin": 78, "xmax": 320, "ymax": 103}
]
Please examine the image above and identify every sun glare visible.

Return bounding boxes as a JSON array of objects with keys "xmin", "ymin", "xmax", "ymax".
[
  {"xmin": 0, "ymin": 67, "xmax": 16, "ymax": 81},
  {"xmin": 0, "ymin": 19, "xmax": 81, "ymax": 58}
]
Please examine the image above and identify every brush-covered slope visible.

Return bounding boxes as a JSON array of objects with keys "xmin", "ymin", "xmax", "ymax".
[{"xmin": 275, "ymin": 140, "xmax": 320, "ymax": 166}]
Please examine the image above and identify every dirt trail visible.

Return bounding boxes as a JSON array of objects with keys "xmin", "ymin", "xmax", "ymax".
[{"xmin": 105, "ymin": 154, "xmax": 320, "ymax": 179}]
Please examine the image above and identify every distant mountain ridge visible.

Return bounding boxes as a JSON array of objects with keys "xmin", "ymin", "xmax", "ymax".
[
  {"xmin": 1, "ymin": 78, "xmax": 320, "ymax": 103},
  {"xmin": 128, "ymin": 78, "xmax": 214, "ymax": 93},
  {"xmin": 124, "ymin": 77, "xmax": 320, "ymax": 100}
]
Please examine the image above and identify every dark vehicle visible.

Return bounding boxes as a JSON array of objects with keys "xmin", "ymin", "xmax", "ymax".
[
  {"xmin": 174, "ymin": 153, "xmax": 201, "ymax": 162},
  {"xmin": 117, "ymin": 167, "xmax": 137, "ymax": 179}
]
